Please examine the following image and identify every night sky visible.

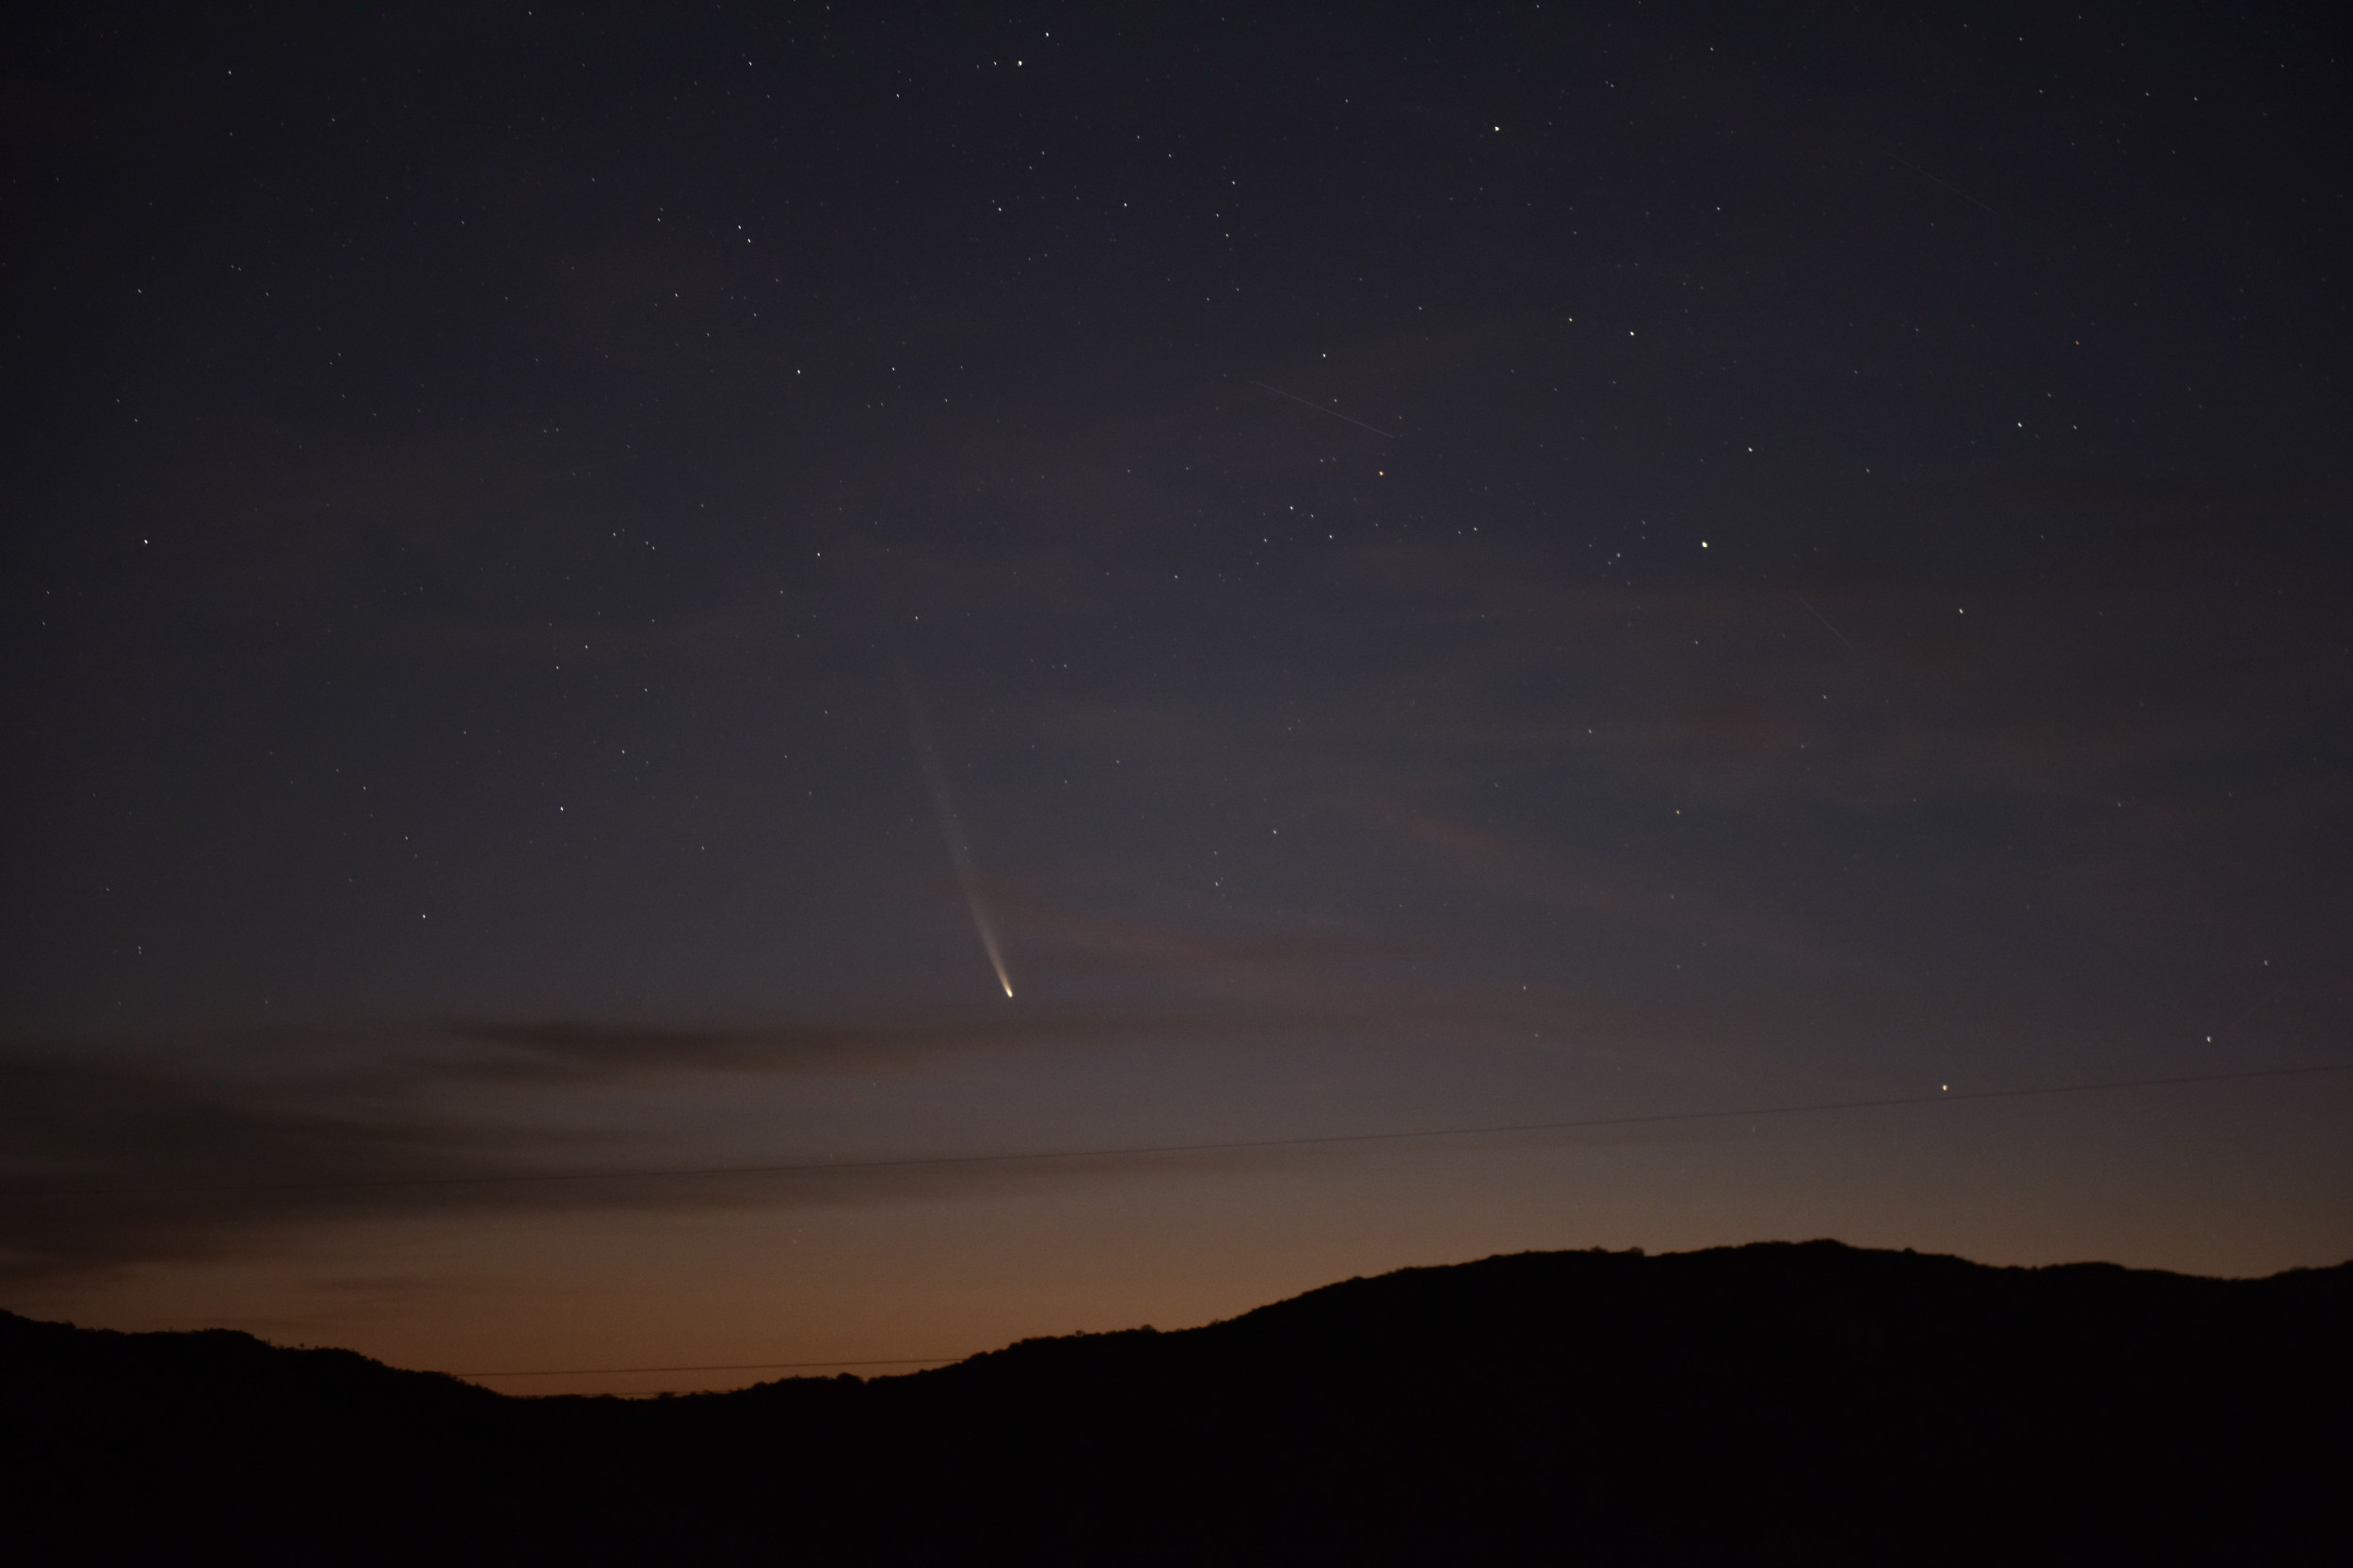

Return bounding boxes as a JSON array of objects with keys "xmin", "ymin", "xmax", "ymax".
[{"xmin": 7, "ymin": 2, "xmax": 2349, "ymax": 1393}]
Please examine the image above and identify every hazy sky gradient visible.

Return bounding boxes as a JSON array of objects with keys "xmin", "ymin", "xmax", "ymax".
[{"xmin": 6, "ymin": 0, "xmax": 2348, "ymax": 1391}]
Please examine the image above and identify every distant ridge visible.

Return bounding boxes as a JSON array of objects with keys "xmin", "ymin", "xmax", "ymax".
[{"xmin": 8, "ymin": 1241, "xmax": 2348, "ymax": 1565}]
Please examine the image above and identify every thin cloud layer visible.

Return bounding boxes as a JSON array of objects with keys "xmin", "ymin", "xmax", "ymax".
[
  {"xmin": 5, "ymin": 964, "xmax": 1961, "ymax": 1283},
  {"xmin": 0, "ymin": 995, "xmax": 1482, "ymax": 1280}
]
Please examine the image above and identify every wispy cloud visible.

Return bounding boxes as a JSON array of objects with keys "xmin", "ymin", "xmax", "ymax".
[
  {"xmin": 0, "ymin": 994, "xmax": 1484, "ymax": 1280},
  {"xmin": 1332, "ymin": 541, "xmax": 2352, "ymax": 812},
  {"xmin": 0, "ymin": 963, "xmax": 1835, "ymax": 1283},
  {"xmin": 1352, "ymin": 789, "xmax": 1838, "ymax": 968}
]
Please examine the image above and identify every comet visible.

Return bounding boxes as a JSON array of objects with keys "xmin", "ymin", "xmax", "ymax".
[{"xmin": 901, "ymin": 683, "xmax": 1015, "ymax": 998}]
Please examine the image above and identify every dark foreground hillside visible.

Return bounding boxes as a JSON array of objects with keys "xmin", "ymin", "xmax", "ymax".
[{"xmin": 7, "ymin": 1241, "xmax": 2349, "ymax": 1565}]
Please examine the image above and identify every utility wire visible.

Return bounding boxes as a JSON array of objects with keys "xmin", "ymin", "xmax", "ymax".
[
  {"xmin": 14, "ymin": 1061, "xmax": 2347, "ymax": 1200},
  {"xmin": 456, "ymin": 1356, "xmax": 960, "ymax": 1379}
]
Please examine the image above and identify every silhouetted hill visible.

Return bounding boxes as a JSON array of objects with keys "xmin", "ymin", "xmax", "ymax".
[{"xmin": 8, "ymin": 1241, "xmax": 2349, "ymax": 1564}]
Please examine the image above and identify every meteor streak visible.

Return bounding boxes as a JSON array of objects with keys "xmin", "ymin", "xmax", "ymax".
[
  {"xmin": 1789, "ymin": 591, "xmax": 1855, "ymax": 653},
  {"xmin": 902, "ymin": 684, "xmax": 1015, "ymax": 998},
  {"xmin": 1250, "ymin": 380, "xmax": 1398, "ymax": 439}
]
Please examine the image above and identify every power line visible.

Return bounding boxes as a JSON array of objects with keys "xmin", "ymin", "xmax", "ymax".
[
  {"xmin": 15, "ymin": 1061, "xmax": 2347, "ymax": 1200},
  {"xmin": 456, "ymin": 1355, "xmax": 959, "ymax": 1379}
]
